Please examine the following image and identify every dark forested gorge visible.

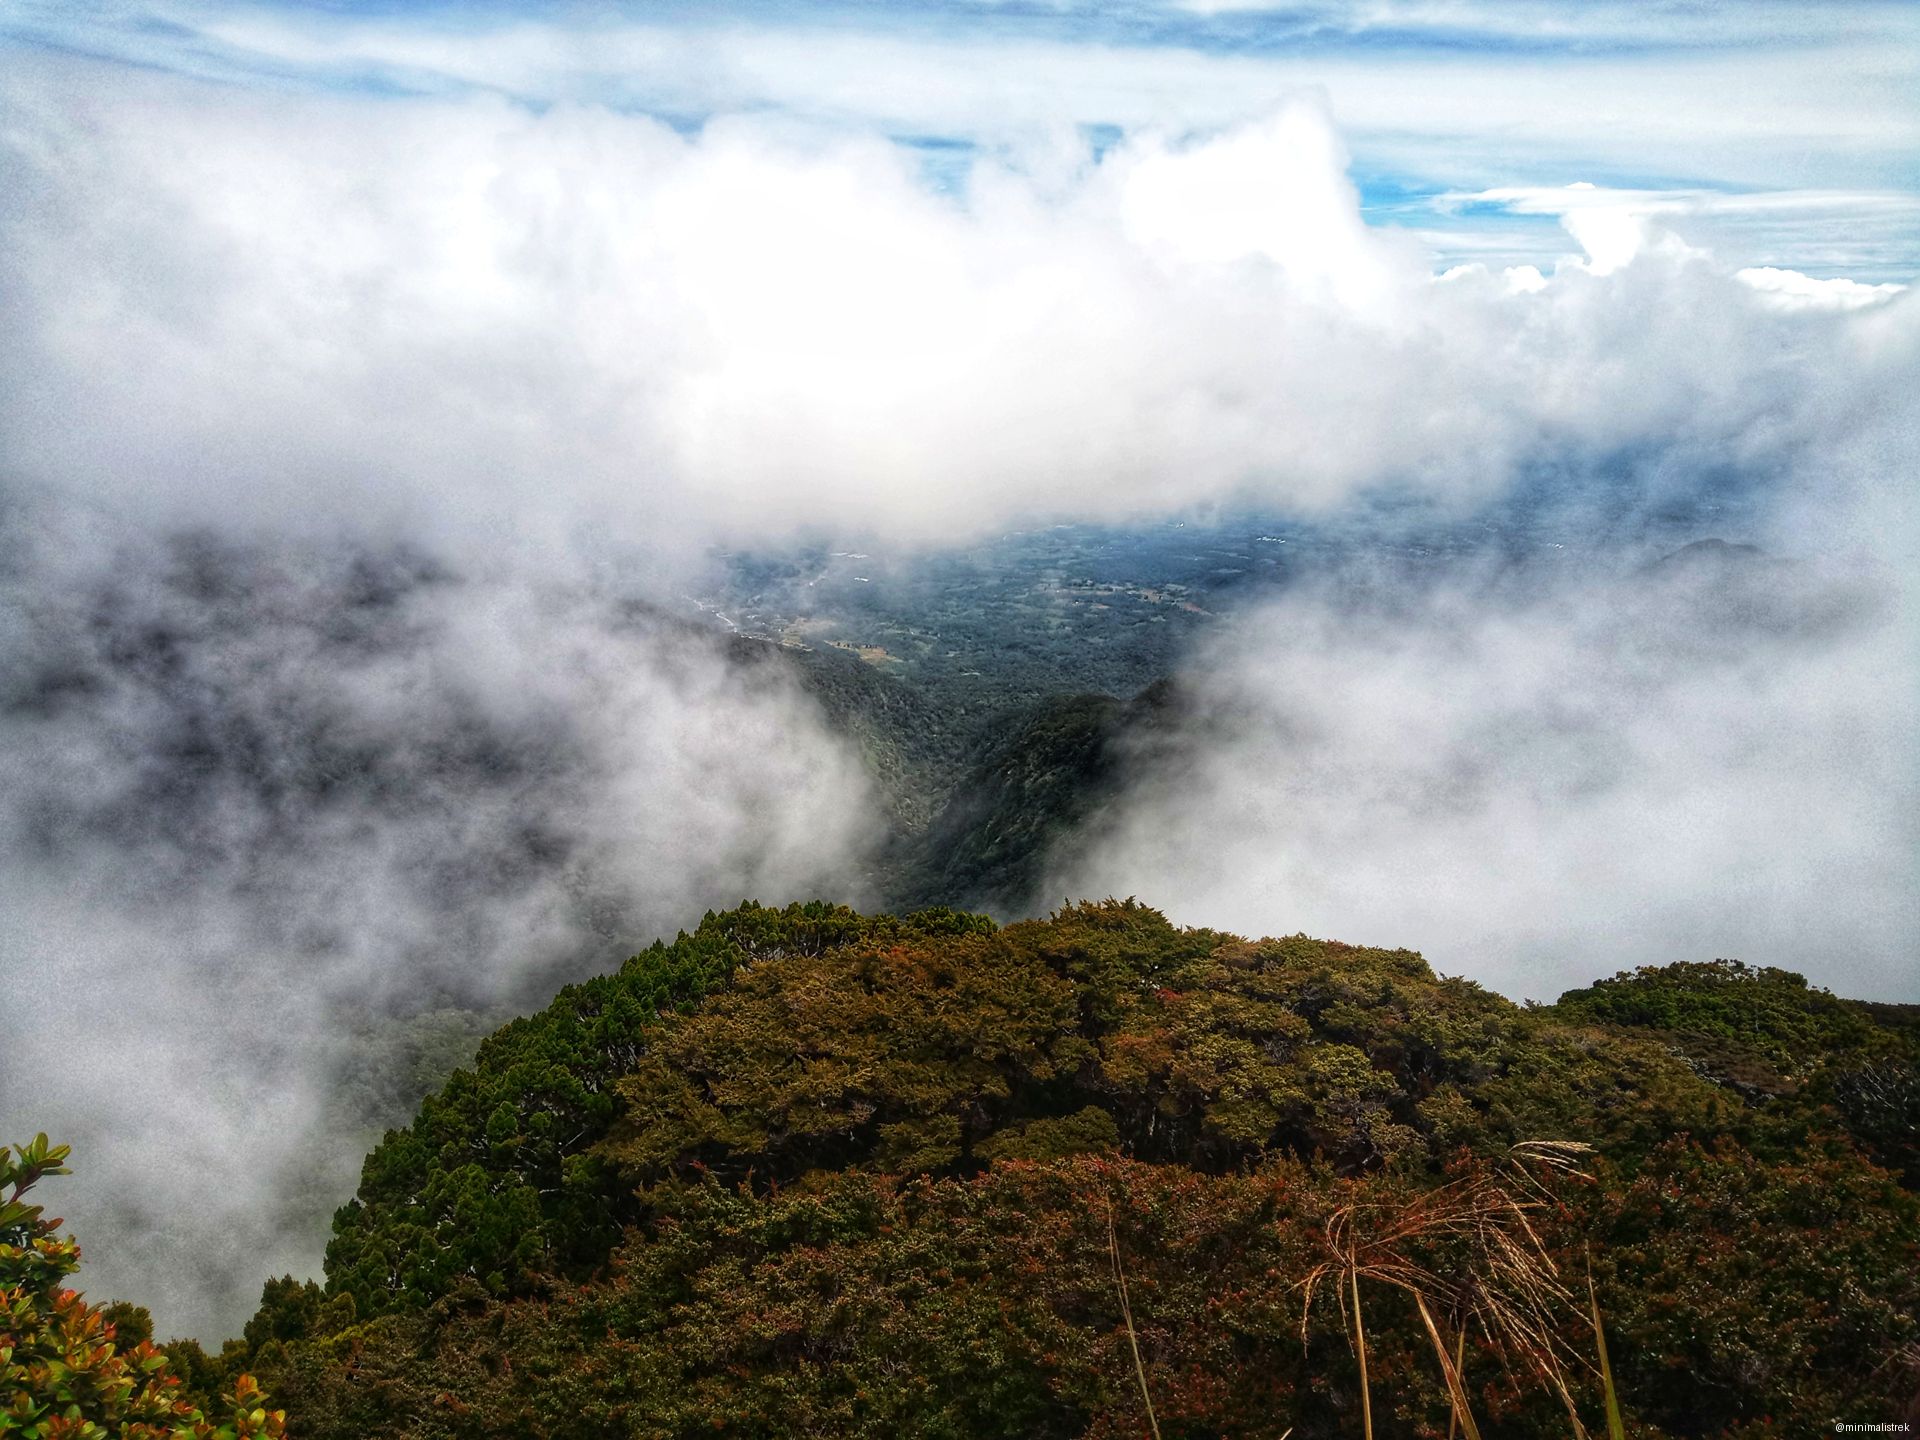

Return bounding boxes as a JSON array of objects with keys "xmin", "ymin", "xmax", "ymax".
[{"xmin": 16, "ymin": 900, "xmax": 1911, "ymax": 1437}]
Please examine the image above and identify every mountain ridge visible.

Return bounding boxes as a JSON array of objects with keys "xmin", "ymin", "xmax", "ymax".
[{"xmin": 148, "ymin": 897, "xmax": 1919, "ymax": 1437}]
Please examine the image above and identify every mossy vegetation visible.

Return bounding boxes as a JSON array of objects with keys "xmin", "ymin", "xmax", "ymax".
[{"xmin": 145, "ymin": 899, "xmax": 1920, "ymax": 1436}]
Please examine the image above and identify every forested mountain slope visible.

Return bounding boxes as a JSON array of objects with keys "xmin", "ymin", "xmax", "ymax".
[
  {"xmin": 885, "ymin": 692, "xmax": 1129, "ymax": 914},
  {"xmin": 158, "ymin": 900, "xmax": 1917, "ymax": 1438}
]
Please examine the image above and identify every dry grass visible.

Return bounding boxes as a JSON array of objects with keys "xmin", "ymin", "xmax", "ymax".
[
  {"xmin": 1105, "ymin": 1189, "xmax": 1163, "ymax": 1440},
  {"xmin": 1589, "ymin": 1261, "xmax": 1627, "ymax": 1440},
  {"xmin": 1295, "ymin": 1141, "xmax": 1599, "ymax": 1438},
  {"xmin": 1095, "ymin": 1141, "xmax": 1618, "ymax": 1437}
]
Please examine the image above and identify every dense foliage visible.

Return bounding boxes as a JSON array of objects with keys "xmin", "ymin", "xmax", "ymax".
[
  {"xmin": 1554, "ymin": 959, "xmax": 1920, "ymax": 1183},
  {"xmin": 190, "ymin": 901, "xmax": 1919, "ymax": 1437},
  {"xmin": 890, "ymin": 693, "xmax": 1127, "ymax": 914},
  {"xmin": 322, "ymin": 903, "xmax": 995, "ymax": 1320},
  {"xmin": 251, "ymin": 1142, "xmax": 1920, "ymax": 1439}
]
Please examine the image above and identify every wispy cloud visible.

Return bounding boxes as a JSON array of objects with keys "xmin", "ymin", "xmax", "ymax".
[
  {"xmin": 1433, "ymin": 183, "xmax": 1920, "ymax": 279},
  {"xmin": 0, "ymin": 513, "xmax": 881, "ymax": 1337},
  {"xmin": 7, "ymin": 0, "xmax": 1917, "ymax": 274}
]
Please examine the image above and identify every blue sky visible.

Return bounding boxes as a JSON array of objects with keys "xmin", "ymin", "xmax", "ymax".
[{"xmin": 6, "ymin": 0, "xmax": 1918, "ymax": 277}]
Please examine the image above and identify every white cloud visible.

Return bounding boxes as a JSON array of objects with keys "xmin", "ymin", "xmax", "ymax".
[
  {"xmin": 1112, "ymin": 101, "xmax": 1406, "ymax": 312},
  {"xmin": 1050, "ymin": 536, "xmax": 1920, "ymax": 1002},
  {"xmin": 3, "ymin": 58, "xmax": 1911, "ymax": 552},
  {"xmin": 1737, "ymin": 265, "xmax": 1907, "ymax": 311},
  {"xmin": 0, "ymin": 517, "xmax": 881, "ymax": 1337},
  {"xmin": 1444, "ymin": 183, "xmax": 1920, "ymax": 278},
  {"xmin": 16, "ymin": 1, "xmax": 1920, "ymax": 195}
]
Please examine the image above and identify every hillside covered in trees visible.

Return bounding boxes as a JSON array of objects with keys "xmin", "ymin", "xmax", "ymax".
[{"xmin": 25, "ymin": 900, "xmax": 1911, "ymax": 1437}]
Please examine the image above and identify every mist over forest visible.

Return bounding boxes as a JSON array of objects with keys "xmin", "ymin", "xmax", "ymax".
[{"xmin": 1, "ymin": 0, "xmax": 1915, "ymax": 1393}]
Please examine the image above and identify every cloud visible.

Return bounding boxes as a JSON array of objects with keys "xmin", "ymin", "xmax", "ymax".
[
  {"xmin": 1048, "ymin": 531, "xmax": 1919, "ymax": 1003},
  {"xmin": 1033, "ymin": 189, "xmax": 1919, "ymax": 1002},
  {"xmin": 1445, "ymin": 182, "xmax": 1920, "ymax": 279},
  {"xmin": 1737, "ymin": 266, "xmax": 1908, "ymax": 312},
  {"xmin": 3, "ymin": 59, "xmax": 1911, "ymax": 550},
  {"xmin": 9, "ymin": 0, "xmax": 1918, "ymax": 278},
  {"xmin": 0, "ymin": 509, "xmax": 880, "ymax": 1338}
]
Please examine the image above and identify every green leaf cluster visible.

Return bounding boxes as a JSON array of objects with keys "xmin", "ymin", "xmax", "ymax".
[
  {"xmin": 1, "ymin": 1138, "xmax": 286, "ymax": 1440},
  {"xmin": 1552, "ymin": 958, "xmax": 1920, "ymax": 1181}
]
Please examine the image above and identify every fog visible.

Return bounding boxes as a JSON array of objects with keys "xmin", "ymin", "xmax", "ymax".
[
  {"xmin": 1044, "ymin": 295, "xmax": 1918, "ymax": 1000},
  {"xmin": 1048, "ymin": 525, "xmax": 1917, "ymax": 1001},
  {"xmin": 1, "ymin": 46, "xmax": 1914, "ymax": 1338},
  {"xmin": 0, "ymin": 509, "xmax": 879, "ymax": 1336}
]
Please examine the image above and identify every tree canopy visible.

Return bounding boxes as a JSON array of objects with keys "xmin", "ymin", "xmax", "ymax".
[{"xmin": 197, "ymin": 900, "xmax": 1918, "ymax": 1437}]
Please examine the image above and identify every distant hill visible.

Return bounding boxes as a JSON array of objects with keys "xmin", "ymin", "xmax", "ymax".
[{"xmin": 182, "ymin": 900, "xmax": 1917, "ymax": 1437}]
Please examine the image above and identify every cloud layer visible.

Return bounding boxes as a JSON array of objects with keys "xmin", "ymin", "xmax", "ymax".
[
  {"xmin": 0, "ymin": 47, "xmax": 1913, "ymax": 1338},
  {"xmin": 3, "ymin": 59, "xmax": 1911, "ymax": 554},
  {"xmin": 1049, "ymin": 532, "xmax": 1918, "ymax": 1002},
  {"xmin": 0, "ymin": 511, "xmax": 878, "ymax": 1337},
  {"xmin": 13, "ymin": 2, "xmax": 1919, "ymax": 231}
]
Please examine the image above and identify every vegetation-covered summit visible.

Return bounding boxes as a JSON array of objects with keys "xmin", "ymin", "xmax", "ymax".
[{"xmin": 172, "ymin": 899, "xmax": 1920, "ymax": 1438}]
